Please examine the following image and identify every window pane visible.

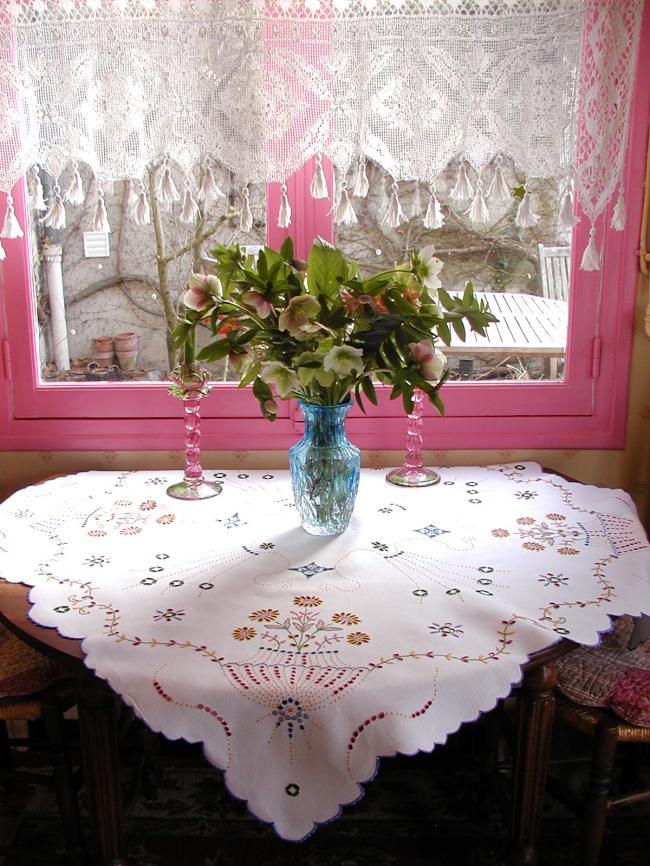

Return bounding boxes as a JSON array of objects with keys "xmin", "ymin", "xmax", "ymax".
[
  {"xmin": 31, "ymin": 165, "xmax": 265, "ymax": 385},
  {"xmin": 334, "ymin": 160, "xmax": 570, "ymax": 382}
]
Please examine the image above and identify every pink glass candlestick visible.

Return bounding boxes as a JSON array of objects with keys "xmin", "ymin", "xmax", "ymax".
[
  {"xmin": 385, "ymin": 388, "xmax": 440, "ymax": 487},
  {"xmin": 167, "ymin": 364, "xmax": 222, "ymax": 500}
]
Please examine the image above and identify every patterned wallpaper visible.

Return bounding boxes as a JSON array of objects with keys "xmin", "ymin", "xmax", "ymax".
[{"xmin": 1, "ymin": 278, "xmax": 649, "ymax": 531}]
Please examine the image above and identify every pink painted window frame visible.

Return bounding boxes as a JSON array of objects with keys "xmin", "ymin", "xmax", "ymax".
[{"xmin": 0, "ymin": 7, "xmax": 648, "ymax": 452}]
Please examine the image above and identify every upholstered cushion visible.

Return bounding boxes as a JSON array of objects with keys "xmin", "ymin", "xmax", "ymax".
[
  {"xmin": 556, "ymin": 615, "xmax": 650, "ymax": 728},
  {"xmin": 0, "ymin": 624, "xmax": 66, "ymax": 704}
]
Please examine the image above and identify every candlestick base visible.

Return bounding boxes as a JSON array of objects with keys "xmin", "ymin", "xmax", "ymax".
[
  {"xmin": 166, "ymin": 479, "xmax": 222, "ymax": 500},
  {"xmin": 385, "ymin": 466, "xmax": 440, "ymax": 487}
]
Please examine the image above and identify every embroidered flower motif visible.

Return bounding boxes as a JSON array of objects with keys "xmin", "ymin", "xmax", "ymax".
[
  {"xmin": 429, "ymin": 622, "xmax": 464, "ymax": 638},
  {"xmin": 372, "ymin": 542, "xmax": 389, "ymax": 552},
  {"xmin": 546, "ymin": 513, "xmax": 566, "ymax": 521},
  {"xmin": 87, "ymin": 530, "xmax": 107, "ymax": 537},
  {"xmin": 114, "ymin": 500, "xmax": 132, "ymax": 506},
  {"xmin": 293, "ymin": 595, "xmax": 322, "ymax": 608},
  {"xmin": 154, "ymin": 608, "xmax": 186, "ymax": 622},
  {"xmin": 259, "ymin": 542, "xmax": 275, "ymax": 550},
  {"xmin": 249, "ymin": 609, "xmax": 280, "ymax": 623},
  {"xmin": 492, "ymin": 529, "xmax": 510, "ymax": 538},
  {"xmin": 84, "ymin": 555, "xmax": 110, "ymax": 567},
  {"xmin": 523, "ymin": 541, "xmax": 545, "ymax": 551},
  {"xmin": 558, "ymin": 546, "xmax": 579, "ymax": 556},
  {"xmin": 119, "ymin": 525, "xmax": 142, "ymax": 536},
  {"xmin": 139, "ymin": 500, "xmax": 157, "ymax": 511},
  {"xmin": 232, "ymin": 626, "xmax": 257, "ymax": 641},
  {"xmin": 517, "ymin": 517, "xmax": 536, "ymax": 525},
  {"xmin": 515, "ymin": 490, "xmax": 537, "ymax": 500},
  {"xmin": 347, "ymin": 631, "xmax": 370, "ymax": 645},
  {"xmin": 538, "ymin": 572, "xmax": 569, "ymax": 587},
  {"xmin": 332, "ymin": 612, "xmax": 361, "ymax": 625},
  {"xmin": 157, "ymin": 514, "xmax": 176, "ymax": 524}
]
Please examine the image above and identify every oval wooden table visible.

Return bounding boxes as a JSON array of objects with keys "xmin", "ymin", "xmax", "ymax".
[{"xmin": 0, "ymin": 575, "xmax": 574, "ymax": 866}]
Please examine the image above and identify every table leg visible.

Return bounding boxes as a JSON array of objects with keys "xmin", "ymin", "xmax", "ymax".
[
  {"xmin": 509, "ymin": 660, "xmax": 557, "ymax": 866},
  {"xmin": 76, "ymin": 671, "xmax": 128, "ymax": 866}
]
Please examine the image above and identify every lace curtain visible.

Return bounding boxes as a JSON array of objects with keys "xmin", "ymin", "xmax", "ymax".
[{"xmin": 0, "ymin": 0, "xmax": 643, "ymax": 270}]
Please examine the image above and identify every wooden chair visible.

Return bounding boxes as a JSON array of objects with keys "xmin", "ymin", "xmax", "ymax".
[
  {"xmin": 551, "ymin": 615, "xmax": 650, "ymax": 866},
  {"xmin": 0, "ymin": 624, "xmax": 85, "ymax": 865}
]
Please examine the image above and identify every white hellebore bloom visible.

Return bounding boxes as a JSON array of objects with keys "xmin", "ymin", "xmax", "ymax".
[
  {"xmin": 323, "ymin": 345, "xmax": 364, "ymax": 378},
  {"xmin": 416, "ymin": 244, "xmax": 444, "ymax": 299},
  {"xmin": 260, "ymin": 362, "xmax": 300, "ymax": 398},
  {"xmin": 409, "ymin": 340, "xmax": 446, "ymax": 383}
]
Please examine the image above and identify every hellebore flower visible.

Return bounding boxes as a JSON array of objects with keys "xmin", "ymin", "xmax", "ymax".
[
  {"xmin": 323, "ymin": 345, "xmax": 365, "ymax": 378},
  {"xmin": 184, "ymin": 272, "xmax": 222, "ymax": 312},
  {"xmin": 413, "ymin": 244, "xmax": 444, "ymax": 299},
  {"xmin": 409, "ymin": 340, "xmax": 446, "ymax": 382},
  {"xmin": 295, "ymin": 350, "xmax": 335, "ymax": 388},
  {"xmin": 260, "ymin": 362, "xmax": 300, "ymax": 398},
  {"xmin": 242, "ymin": 289, "xmax": 273, "ymax": 319},
  {"xmin": 278, "ymin": 295, "xmax": 321, "ymax": 339}
]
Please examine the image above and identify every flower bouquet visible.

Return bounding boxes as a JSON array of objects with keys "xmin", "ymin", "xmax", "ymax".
[{"xmin": 172, "ymin": 237, "xmax": 496, "ymax": 533}]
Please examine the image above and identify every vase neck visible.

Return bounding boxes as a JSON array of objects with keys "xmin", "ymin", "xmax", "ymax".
[{"xmin": 298, "ymin": 401, "xmax": 351, "ymax": 446}]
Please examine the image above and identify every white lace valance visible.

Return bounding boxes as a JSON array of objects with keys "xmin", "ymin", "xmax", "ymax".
[{"xmin": 0, "ymin": 0, "xmax": 643, "ymax": 270}]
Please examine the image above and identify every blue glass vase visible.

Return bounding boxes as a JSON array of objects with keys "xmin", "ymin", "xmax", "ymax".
[{"xmin": 289, "ymin": 401, "xmax": 361, "ymax": 536}]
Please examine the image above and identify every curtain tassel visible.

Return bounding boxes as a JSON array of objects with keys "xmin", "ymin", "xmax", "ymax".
[
  {"xmin": 353, "ymin": 157, "xmax": 369, "ymax": 198},
  {"xmin": 41, "ymin": 184, "xmax": 66, "ymax": 230},
  {"xmin": 1, "ymin": 194, "xmax": 24, "ymax": 239},
  {"xmin": 133, "ymin": 184, "xmax": 151, "ymax": 226},
  {"xmin": 383, "ymin": 181, "xmax": 407, "ymax": 228},
  {"xmin": 179, "ymin": 180, "xmax": 199, "ymax": 224},
  {"xmin": 410, "ymin": 181, "xmax": 423, "ymax": 218},
  {"xmin": 63, "ymin": 162, "xmax": 85, "ymax": 206},
  {"xmin": 423, "ymin": 185, "xmax": 445, "ymax": 229},
  {"xmin": 450, "ymin": 160, "xmax": 474, "ymax": 202},
  {"xmin": 610, "ymin": 190, "xmax": 626, "ymax": 231},
  {"xmin": 277, "ymin": 182, "xmax": 291, "ymax": 229},
  {"xmin": 310, "ymin": 154, "xmax": 329, "ymax": 200},
  {"xmin": 29, "ymin": 166, "xmax": 47, "ymax": 212},
  {"xmin": 334, "ymin": 182, "xmax": 357, "ymax": 225},
  {"xmin": 580, "ymin": 226, "xmax": 600, "ymax": 271},
  {"xmin": 487, "ymin": 159, "xmax": 511, "ymax": 204},
  {"xmin": 239, "ymin": 186, "xmax": 253, "ymax": 233},
  {"xmin": 156, "ymin": 160, "xmax": 180, "ymax": 209},
  {"xmin": 515, "ymin": 189, "xmax": 539, "ymax": 228},
  {"xmin": 90, "ymin": 187, "xmax": 111, "ymax": 233},
  {"xmin": 127, "ymin": 179, "xmax": 140, "ymax": 219},
  {"xmin": 198, "ymin": 162, "xmax": 224, "ymax": 204},
  {"xmin": 467, "ymin": 183, "xmax": 489, "ymax": 225},
  {"xmin": 559, "ymin": 189, "xmax": 579, "ymax": 230}
]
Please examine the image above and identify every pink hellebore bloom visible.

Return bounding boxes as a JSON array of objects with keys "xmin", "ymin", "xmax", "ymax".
[
  {"xmin": 409, "ymin": 340, "xmax": 446, "ymax": 383},
  {"xmin": 278, "ymin": 295, "xmax": 321, "ymax": 339},
  {"xmin": 242, "ymin": 289, "xmax": 273, "ymax": 319},
  {"xmin": 183, "ymin": 272, "xmax": 222, "ymax": 313}
]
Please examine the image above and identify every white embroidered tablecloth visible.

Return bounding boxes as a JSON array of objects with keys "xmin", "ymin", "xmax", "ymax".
[{"xmin": 0, "ymin": 464, "xmax": 649, "ymax": 840}]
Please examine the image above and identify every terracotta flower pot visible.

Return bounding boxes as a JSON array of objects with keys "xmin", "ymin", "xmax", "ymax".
[
  {"xmin": 114, "ymin": 332, "xmax": 139, "ymax": 371},
  {"xmin": 92, "ymin": 336, "xmax": 115, "ymax": 367}
]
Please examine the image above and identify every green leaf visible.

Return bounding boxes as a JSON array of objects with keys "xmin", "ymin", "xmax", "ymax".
[
  {"xmin": 232, "ymin": 327, "xmax": 258, "ymax": 346},
  {"xmin": 451, "ymin": 318, "xmax": 466, "ymax": 341},
  {"xmin": 197, "ymin": 339, "xmax": 231, "ymax": 363},
  {"xmin": 169, "ymin": 321, "xmax": 191, "ymax": 350},
  {"xmin": 361, "ymin": 376, "xmax": 378, "ymax": 405},
  {"xmin": 252, "ymin": 376, "xmax": 273, "ymax": 402},
  {"xmin": 354, "ymin": 384, "xmax": 367, "ymax": 415},
  {"xmin": 239, "ymin": 361, "xmax": 261, "ymax": 388},
  {"xmin": 437, "ymin": 321, "xmax": 452, "ymax": 346},
  {"xmin": 306, "ymin": 238, "xmax": 347, "ymax": 300},
  {"xmin": 402, "ymin": 387, "xmax": 414, "ymax": 415},
  {"xmin": 280, "ymin": 236, "xmax": 294, "ymax": 264}
]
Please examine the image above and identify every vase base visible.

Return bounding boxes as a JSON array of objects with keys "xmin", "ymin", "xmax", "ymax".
[
  {"xmin": 385, "ymin": 467, "xmax": 441, "ymax": 487},
  {"xmin": 166, "ymin": 480, "xmax": 222, "ymax": 500}
]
